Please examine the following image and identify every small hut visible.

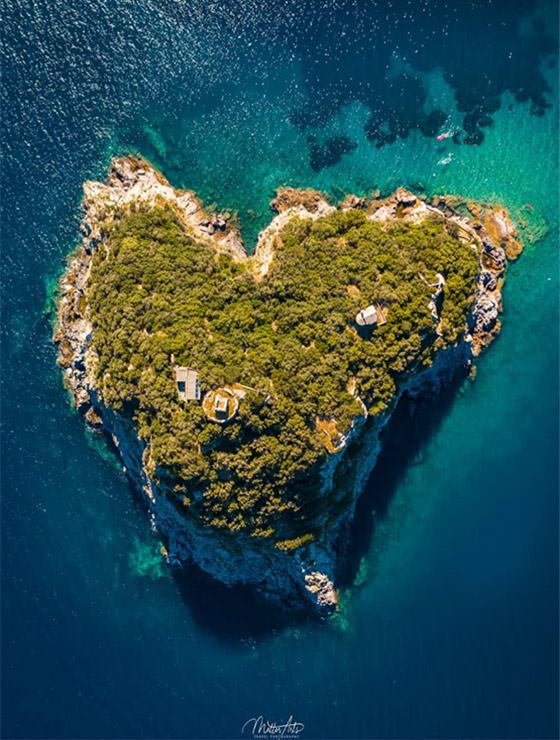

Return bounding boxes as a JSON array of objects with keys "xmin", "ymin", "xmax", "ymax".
[
  {"xmin": 355, "ymin": 305, "xmax": 378, "ymax": 327},
  {"xmin": 214, "ymin": 393, "xmax": 229, "ymax": 418},
  {"xmin": 174, "ymin": 366, "xmax": 200, "ymax": 401}
]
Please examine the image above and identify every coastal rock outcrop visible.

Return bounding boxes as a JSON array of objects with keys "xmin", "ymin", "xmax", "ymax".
[
  {"xmin": 252, "ymin": 187, "xmax": 335, "ymax": 280},
  {"xmin": 54, "ymin": 156, "xmax": 522, "ymax": 616},
  {"xmin": 81, "ymin": 157, "xmax": 247, "ymax": 263}
]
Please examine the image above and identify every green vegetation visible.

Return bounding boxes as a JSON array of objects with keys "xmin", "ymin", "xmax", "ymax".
[{"xmin": 87, "ymin": 203, "xmax": 479, "ymax": 545}]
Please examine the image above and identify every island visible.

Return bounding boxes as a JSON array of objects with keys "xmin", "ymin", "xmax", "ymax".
[{"xmin": 54, "ymin": 156, "xmax": 523, "ymax": 615}]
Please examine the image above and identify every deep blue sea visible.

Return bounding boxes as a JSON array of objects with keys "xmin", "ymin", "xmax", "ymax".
[{"xmin": 2, "ymin": 1, "xmax": 559, "ymax": 738}]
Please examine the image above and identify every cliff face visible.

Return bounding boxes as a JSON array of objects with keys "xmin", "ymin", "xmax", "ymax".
[{"xmin": 54, "ymin": 156, "xmax": 521, "ymax": 615}]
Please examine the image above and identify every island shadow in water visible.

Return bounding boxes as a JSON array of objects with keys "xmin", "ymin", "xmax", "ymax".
[
  {"xmin": 336, "ymin": 370, "xmax": 470, "ymax": 591},
  {"xmin": 114, "ymin": 455, "xmax": 311, "ymax": 641},
  {"xmin": 171, "ymin": 561, "xmax": 313, "ymax": 642}
]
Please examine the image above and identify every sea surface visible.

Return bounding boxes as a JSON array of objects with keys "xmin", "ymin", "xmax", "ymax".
[{"xmin": 1, "ymin": 1, "xmax": 558, "ymax": 738}]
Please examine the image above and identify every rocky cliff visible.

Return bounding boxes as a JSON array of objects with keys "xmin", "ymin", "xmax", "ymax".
[{"xmin": 54, "ymin": 156, "xmax": 522, "ymax": 615}]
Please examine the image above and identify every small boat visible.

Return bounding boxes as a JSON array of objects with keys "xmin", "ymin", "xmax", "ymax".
[
  {"xmin": 525, "ymin": 203, "xmax": 534, "ymax": 210},
  {"xmin": 436, "ymin": 131, "xmax": 451, "ymax": 141},
  {"xmin": 437, "ymin": 153, "xmax": 454, "ymax": 166}
]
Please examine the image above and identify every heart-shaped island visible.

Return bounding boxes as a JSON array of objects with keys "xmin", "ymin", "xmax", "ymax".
[{"xmin": 55, "ymin": 156, "xmax": 523, "ymax": 614}]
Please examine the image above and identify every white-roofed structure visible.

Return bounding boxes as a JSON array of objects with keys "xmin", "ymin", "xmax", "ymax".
[
  {"xmin": 174, "ymin": 366, "xmax": 200, "ymax": 401},
  {"xmin": 214, "ymin": 393, "xmax": 229, "ymax": 417},
  {"xmin": 355, "ymin": 304, "xmax": 378, "ymax": 327}
]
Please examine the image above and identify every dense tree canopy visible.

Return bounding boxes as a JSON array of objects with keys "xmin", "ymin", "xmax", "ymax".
[{"xmin": 87, "ymin": 203, "xmax": 479, "ymax": 546}]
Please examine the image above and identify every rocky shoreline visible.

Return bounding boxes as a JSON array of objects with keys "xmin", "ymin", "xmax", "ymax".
[{"xmin": 54, "ymin": 156, "xmax": 523, "ymax": 615}]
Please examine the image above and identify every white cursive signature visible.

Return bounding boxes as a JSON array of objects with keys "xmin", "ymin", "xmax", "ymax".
[{"xmin": 242, "ymin": 715, "xmax": 305, "ymax": 738}]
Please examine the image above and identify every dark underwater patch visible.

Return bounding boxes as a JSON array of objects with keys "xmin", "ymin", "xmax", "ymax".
[
  {"xmin": 287, "ymin": 0, "xmax": 557, "ymax": 147},
  {"xmin": 308, "ymin": 134, "xmax": 357, "ymax": 171},
  {"xmin": 463, "ymin": 108, "xmax": 495, "ymax": 145}
]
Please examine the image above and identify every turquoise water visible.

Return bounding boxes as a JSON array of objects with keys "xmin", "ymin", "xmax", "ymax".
[
  {"xmin": 118, "ymin": 63, "xmax": 558, "ymax": 248},
  {"xmin": 2, "ymin": 1, "xmax": 558, "ymax": 737}
]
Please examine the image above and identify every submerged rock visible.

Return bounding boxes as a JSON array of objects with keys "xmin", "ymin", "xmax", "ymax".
[{"xmin": 307, "ymin": 134, "xmax": 357, "ymax": 172}]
